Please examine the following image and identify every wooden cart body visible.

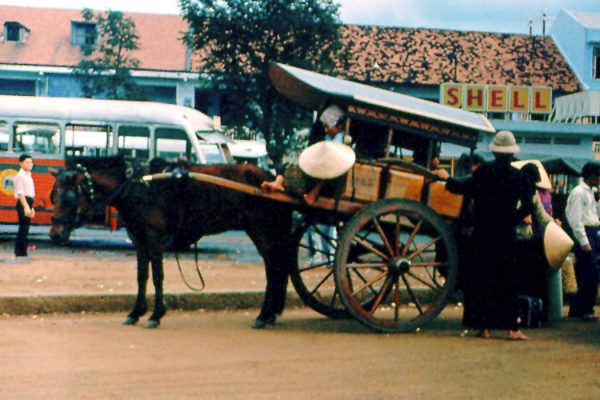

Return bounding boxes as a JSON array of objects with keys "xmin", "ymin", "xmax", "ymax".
[{"xmin": 267, "ymin": 63, "xmax": 498, "ymax": 332}]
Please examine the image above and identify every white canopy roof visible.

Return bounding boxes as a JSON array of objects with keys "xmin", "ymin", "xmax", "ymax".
[{"xmin": 269, "ymin": 63, "xmax": 495, "ymax": 137}]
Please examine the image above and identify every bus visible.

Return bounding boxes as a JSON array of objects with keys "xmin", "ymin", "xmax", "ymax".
[
  {"xmin": 228, "ymin": 139, "xmax": 271, "ymax": 171},
  {"xmin": 0, "ymin": 95, "xmax": 234, "ymax": 225}
]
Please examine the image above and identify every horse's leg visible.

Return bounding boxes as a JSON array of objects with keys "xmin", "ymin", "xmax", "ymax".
[
  {"xmin": 249, "ymin": 217, "xmax": 293, "ymax": 329},
  {"xmin": 146, "ymin": 247, "xmax": 167, "ymax": 328},
  {"xmin": 123, "ymin": 248, "xmax": 150, "ymax": 325}
]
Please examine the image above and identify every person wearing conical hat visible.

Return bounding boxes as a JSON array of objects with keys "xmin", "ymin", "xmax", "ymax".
[
  {"xmin": 260, "ymin": 105, "xmax": 354, "ymax": 205},
  {"xmin": 565, "ymin": 162, "xmax": 600, "ymax": 321},
  {"xmin": 434, "ymin": 130, "xmax": 534, "ymax": 340}
]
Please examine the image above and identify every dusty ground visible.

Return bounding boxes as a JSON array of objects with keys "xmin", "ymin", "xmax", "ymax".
[
  {"xmin": 0, "ymin": 229, "xmax": 598, "ymax": 399},
  {"xmin": 0, "ymin": 308, "xmax": 599, "ymax": 400},
  {"xmin": 0, "ymin": 233, "xmax": 268, "ymax": 296}
]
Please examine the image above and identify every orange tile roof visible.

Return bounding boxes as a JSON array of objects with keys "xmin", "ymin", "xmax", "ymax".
[
  {"xmin": 0, "ymin": 6, "xmax": 582, "ymax": 93},
  {"xmin": 337, "ymin": 25, "xmax": 580, "ymax": 93},
  {"xmin": 0, "ymin": 6, "xmax": 189, "ymax": 71}
]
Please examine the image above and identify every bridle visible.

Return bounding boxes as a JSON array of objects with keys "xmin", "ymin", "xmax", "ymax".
[{"xmin": 52, "ymin": 163, "xmax": 129, "ymax": 228}]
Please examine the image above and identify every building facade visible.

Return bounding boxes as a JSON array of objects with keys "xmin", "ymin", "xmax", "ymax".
[{"xmin": 1, "ymin": 5, "xmax": 599, "ymax": 160}]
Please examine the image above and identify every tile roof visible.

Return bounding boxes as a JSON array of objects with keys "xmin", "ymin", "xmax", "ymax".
[
  {"xmin": 336, "ymin": 25, "xmax": 580, "ymax": 93},
  {"xmin": 0, "ymin": 6, "xmax": 189, "ymax": 71},
  {"xmin": 0, "ymin": 6, "xmax": 582, "ymax": 93}
]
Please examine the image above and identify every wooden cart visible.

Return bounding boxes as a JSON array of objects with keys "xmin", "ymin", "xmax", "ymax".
[{"xmin": 268, "ymin": 63, "xmax": 495, "ymax": 333}]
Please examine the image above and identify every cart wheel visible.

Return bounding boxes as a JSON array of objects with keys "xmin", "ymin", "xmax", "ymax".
[
  {"xmin": 291, "ymin": 220, "xmax": 350, "ymax": 319},
  {"xmin": 334, "ymin": 199, "xmax": 458, "ymax": 333}
]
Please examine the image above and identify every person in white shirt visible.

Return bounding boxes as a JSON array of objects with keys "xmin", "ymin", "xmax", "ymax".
[
  {"xmin": 565, "ymin": 162, "xmax": 600, "ymax": 321},
  {"xmin": 13, "ymin": 154, "xmax": 35, "ymax": 257}
]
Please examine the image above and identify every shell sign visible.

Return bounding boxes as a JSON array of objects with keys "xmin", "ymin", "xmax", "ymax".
[{"xmin": 441, "ymin": 84, "xmax": 552, "ymax": 114}]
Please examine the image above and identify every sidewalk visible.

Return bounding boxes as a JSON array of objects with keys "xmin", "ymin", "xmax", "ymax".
[{"xmin": 0, "ymin": 227, "xmax": 302, "ymax": 316}]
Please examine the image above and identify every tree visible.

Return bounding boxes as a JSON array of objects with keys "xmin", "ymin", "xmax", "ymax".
[
  {"xmin": 74, "ymin": 9, "xmax": 143, "ymax": 100},
  {"xmin": 180, "ymin": 0, "xmax": 342, "ymax": 164}
]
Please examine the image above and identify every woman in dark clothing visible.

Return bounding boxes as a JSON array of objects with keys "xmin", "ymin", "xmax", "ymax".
[{"xmin": 435, "ymin": 131, "xmax": 533, "ymax": 340}]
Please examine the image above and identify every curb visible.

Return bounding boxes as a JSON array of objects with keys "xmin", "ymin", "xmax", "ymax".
[{"xmin": 0, "ymin": 290, "xmax": 304, "ymax": 316}]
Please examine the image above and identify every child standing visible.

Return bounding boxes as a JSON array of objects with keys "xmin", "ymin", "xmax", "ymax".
[{"xmin": 13, "ymin": 153, "xmax": 35, "ymax": 257}]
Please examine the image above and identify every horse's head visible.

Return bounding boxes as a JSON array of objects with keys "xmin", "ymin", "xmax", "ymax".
[{"xmin": 49, "ymin": 164, "xmax": 95, "ymax": 245}]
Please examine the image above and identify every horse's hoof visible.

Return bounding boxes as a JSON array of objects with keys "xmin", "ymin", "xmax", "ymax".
[
  {"xmin": 252, "ymin": 316, "xmax": 276, "ymax": 329},
  {"xmin": 145, "ymin": 319, "xmax": 160, "ymax": 329},
  {"xmin": 123, "ymin": 317, "xmax": 139, "ymax": 326}
]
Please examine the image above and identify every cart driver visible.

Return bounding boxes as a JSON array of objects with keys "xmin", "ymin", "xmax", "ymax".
[{"xmin": 261, "ymin": 105, "xmax": 352, "ymax": 204}]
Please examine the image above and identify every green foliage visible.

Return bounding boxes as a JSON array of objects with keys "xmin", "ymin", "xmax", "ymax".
[
  {"xmin": 74, "ymin": 9, "xmax": 143, "ymax": 100},
  {"xmin": 180, "ymin": 0, "xmax": 342, "ymax": 164}
]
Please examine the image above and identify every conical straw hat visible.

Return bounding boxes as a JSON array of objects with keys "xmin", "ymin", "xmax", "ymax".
[
  {"xmin": 299, "ymin": 141, "xmax": 356, "ymax": 179},
  {"xmin": 512, "ymin": 159, "xmax": 552, "ymax": 190},
  {"xmin": 544, "ymin": 221, "xmax": 574, "ymax": 271}
]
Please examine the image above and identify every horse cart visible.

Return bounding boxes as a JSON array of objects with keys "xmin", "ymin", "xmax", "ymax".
[
  {"xmin": 49, "ymin": 62, "xmax": 495, "ymax": 332},
  {"xmin": 164, "ymin": 63, "xmax": 494, "ymax": 333},
  {"xmin": 266, "ymin": 63, "xmax": 495, "ymax": 333}
]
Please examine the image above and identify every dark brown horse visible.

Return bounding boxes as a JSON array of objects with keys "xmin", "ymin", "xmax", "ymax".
[{"xmin": 49, "ymin": 156, "xmax": 296, "ymax": 328}]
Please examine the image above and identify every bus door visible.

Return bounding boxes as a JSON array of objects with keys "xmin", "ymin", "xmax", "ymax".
[{"xmin": 0, "ymin": 120, "xmax": 63, "ymax": 225}]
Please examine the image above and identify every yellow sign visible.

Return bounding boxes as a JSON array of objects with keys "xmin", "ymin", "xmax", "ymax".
[
  {"xmin": 440, "ymin": 83, "xmax": 552, "ymax": 114},
  {"xmin": 487, "ymin": 86, "xmax": 508, "ymax": 112},
  {"xmin": 465, "ymin": 85, "xmax": 486, "ymax": 112},
  {"xmin": 531, "ymin": 87, "xmax": 552, "ymax": 113},
  {"xmin": 441, "ymin": 84, "xmax": 463, "ymax": 108},
  {"xmin": 510, "ymin": 87, "xmax": 530, "ymax": 112}
]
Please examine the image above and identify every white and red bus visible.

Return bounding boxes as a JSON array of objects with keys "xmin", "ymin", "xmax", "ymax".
[{"xmin": 0, "ymin": 95, "xmax": 233, "ymax": 225}]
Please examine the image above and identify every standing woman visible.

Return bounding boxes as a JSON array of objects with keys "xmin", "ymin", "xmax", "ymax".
[
  {"xmin": 13, "ymin": 153, "xmax": 35, "ymax": 258},
  {"xmin": 435, "ymin": 131, "xmax": 533, "ymax": 340}
]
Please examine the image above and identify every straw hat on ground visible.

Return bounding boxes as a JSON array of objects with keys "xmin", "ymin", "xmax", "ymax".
[
  {"xmin": 489, "ymin": 130, "xmax": 520, "ymax": 154},
  {"xmin": 299, "ymin": 141, "xmax": 356, "ymax": 179},
  {"xmin": 544, "ymin": 221, "xmax": 574, "ymax": 271}
]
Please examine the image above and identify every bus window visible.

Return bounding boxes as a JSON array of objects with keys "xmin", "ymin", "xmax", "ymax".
[
  {"xmin": 198, "ymin": 143, "xmax": 227, "ymax": 164},
  {"xmin": 117, "ymin": 125, "xmax": 150, "ymax": 160},
  {"xmin": 13, "ymin": 122, "xmax": 60, "ymax": 154},
  {"xmin": 65, "ymin": 124, "xmax": 113, "ymax": 158},
  {"xmin": 155, "ymin": 127, "xmax": 196, "ymax": 163},
  {"xmin": 0, "ymin": 121, "xmax": 8, "ymax": 151}
]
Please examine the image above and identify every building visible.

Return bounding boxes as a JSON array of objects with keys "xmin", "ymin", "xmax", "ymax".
[
  {"xmin": 0, "ymin": 6, "xmax": 219, "ymax": 116},
  {"xmin": 1, "ymin": 5, "xmax": 599, "ymax": 161},
  {"xmin": 337, "ymin": 23, "xmax": 600, "ymax": 160}
]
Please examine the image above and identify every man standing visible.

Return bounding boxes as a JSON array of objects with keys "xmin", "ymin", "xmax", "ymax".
[
  {"xmin": 13, "ymin": 153, "xmax": 35, "ymax": 258},
  {"xmin": 435, "ymin": 131, "xmax": 533, "ymax": 340},
  {"xmin": 565, "ymin": 162, "xmax": 600, "ymax": 321}
]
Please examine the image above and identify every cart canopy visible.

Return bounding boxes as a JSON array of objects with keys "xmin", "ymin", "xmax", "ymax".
[{"xmin": 269, "ymin": 63, "xmax": 495, "ymax": 148}]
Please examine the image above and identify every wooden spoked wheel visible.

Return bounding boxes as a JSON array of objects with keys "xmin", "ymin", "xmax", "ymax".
[
  {"xmin": 334, "ymin": 199, "xmax": 458, "ymax": 333},
  {"xmin": 291, "ymin": 220, "xmax": 350, "ymax": 319}
]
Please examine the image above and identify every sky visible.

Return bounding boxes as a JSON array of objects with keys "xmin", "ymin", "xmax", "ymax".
[{"xmin": 0, "ymin": 0, "xmax": 599, "ymax": 35}]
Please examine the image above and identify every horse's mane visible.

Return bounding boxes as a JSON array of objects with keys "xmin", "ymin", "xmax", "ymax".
[{"xmin": 67, "ymin": 155, "xmax": 129, "ymax": 179}]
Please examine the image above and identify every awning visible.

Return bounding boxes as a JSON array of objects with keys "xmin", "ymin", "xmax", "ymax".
[{"xmin": 269, "ymin": 62, "xmax": 495, "ymax": 147}]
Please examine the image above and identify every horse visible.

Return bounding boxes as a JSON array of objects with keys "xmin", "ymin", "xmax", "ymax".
[{"xmin": 49, "ymin": 156, "xmax": 296, "ymax": 329}]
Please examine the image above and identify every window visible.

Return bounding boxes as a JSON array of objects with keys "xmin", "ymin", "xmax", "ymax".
[
  {"xmin": 4, "ymin": 22, "xmax": 28, "ymax": 43},
  {"xmin": 594, "ymin": 47, "xmax": 600, "ymax": 80},
  {"xmin": 117, "ymin": 126, "xmax": 150, "ymax": 160},
  {"xmin": 13, "ymin": 122, "xmax": 60, "ymax": 155},
  {"xmin": 155, "ymin": 128, "xmax": 196, "ymax": 163},
  {"xmin": 71, "ymin": 21, "xmax": 97, "ymax": 46},
  {"xmin": 525, "ymin": 137, "xmax": 551, "ymax": 144},
  {"xmin": 554, "ymin": 137, "xmax": 581, "ymax": 145},
  {"xmin": 0, "ymin": 121, "xmax": 8, "ymax": 151},
  {"xmin": 65, "ymin": 124, "xmax": 112, "ymax": 158}
]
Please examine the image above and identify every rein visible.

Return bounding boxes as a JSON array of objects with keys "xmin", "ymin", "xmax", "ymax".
[{"xmin": 169, "ymin": 167, "xmax": 206, "ymax": 292}]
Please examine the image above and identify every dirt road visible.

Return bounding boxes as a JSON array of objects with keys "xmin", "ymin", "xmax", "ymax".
[{"xmin": 0, "ymin": 308, "xmax": 599, "ymax": 400}]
